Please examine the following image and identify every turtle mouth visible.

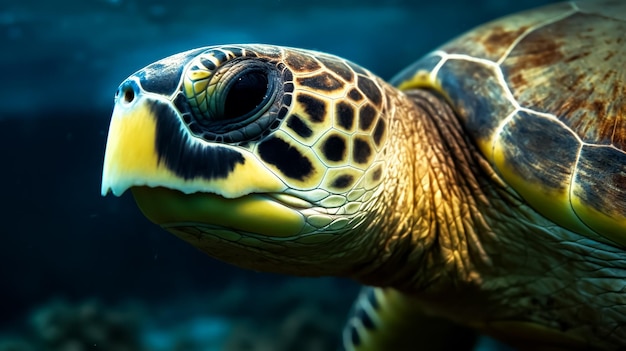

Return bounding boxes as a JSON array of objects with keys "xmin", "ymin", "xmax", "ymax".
[
  {"xmin": 264, "ymin": 193, "xmax": 313, "ymax": 209},
  {"xmin": 129, "ymin": 186, "xmax": 308, "ymax": 238}
]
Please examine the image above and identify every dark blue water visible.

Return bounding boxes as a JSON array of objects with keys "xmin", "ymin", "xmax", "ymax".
[{"xmin": 1, "ymin": 0, "xmax": 558, "ymax": 349}]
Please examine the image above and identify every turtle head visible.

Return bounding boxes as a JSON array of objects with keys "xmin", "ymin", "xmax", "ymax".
[{"xmin": 101, "ymin": 44, "xmax": 390, "ymax": 275}]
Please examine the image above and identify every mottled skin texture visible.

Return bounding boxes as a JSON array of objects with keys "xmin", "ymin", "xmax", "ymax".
[
  {"xmin": 349, "ymin": 88, "xmax": 626, "ymax": 349},
  {"xmin": 100, "ymin": 1, "xmax": 626, "ymax": 350}
]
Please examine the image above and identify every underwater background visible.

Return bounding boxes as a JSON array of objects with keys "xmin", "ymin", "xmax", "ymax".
[{"xmin": 1, "ymin": 0, "xmax": 561, "ymax": 350}]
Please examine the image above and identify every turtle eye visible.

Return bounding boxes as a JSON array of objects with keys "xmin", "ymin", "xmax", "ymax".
[
  {"xmin": 223, "ymin": 68, "xmax": 271, "ymax": 120},
  {"xmin": 178, "ymin": 48, "xmax": 290, "ymax": 143},
  {"xmin": 183, "ymin": 58, "xmax": 278, "ymax": 126}
]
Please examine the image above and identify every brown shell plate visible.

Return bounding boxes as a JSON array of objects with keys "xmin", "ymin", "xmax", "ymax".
[{"xmin": 392, "ymin": 1, "xmax": 626, "ymax": 246}]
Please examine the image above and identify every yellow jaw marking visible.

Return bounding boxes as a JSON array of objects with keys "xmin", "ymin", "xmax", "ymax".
[{"xmin": 101, "ymin": 98, "xmax": 162, "ymax": 196}]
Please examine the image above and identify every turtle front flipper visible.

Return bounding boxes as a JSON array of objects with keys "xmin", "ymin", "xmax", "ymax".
[{"xmin": 341, "ymin": 287, "xmax": 476, "ymax": 351}]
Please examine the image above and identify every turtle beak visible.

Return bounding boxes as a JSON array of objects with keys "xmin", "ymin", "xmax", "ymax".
[
  {"xmin": 101, "ymin": 90, "xmax": 165, "ymax": 197},
  {"xmin": 101, "ymin": 79, "xmax": 287, "ymax": 198},
  {"xmin": 100, "ymin": 80, "xmax": 306, "ymax": 237}
]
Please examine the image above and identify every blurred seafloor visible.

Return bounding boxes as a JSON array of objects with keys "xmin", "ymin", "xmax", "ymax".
[{"xmin": 1, "ymin": 0, "xmax": 560, "ymax": 350}]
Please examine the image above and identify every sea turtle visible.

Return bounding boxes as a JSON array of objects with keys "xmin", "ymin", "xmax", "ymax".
[{"xmin": 101, "ymin": 1, "xmax": 626, "ymax": 349}]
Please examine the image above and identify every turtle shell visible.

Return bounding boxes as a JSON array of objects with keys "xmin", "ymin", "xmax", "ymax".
[{"xmin": 391, "ymin": 1, "xmax": 626, "ymax": 246}]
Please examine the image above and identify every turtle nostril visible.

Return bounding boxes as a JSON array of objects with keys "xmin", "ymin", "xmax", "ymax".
[{"xmin": 122, "ymin": 86, "xmax": 135, "ymax": 104}]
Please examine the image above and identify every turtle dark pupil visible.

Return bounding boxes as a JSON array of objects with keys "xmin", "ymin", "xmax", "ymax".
[{"xmin": 224, "ymin": 71, "xmax": 269, "ymax": 119}]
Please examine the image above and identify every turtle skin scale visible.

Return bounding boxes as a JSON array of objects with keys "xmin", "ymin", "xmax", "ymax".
[{"xmin": 101, "ymin": 1, "xmax": 626, "ymax": 350}]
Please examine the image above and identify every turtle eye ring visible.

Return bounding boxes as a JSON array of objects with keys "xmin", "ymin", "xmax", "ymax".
[{"xmin": 183, "ymin": 58, "xmax": 278, "ymax": 126}]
